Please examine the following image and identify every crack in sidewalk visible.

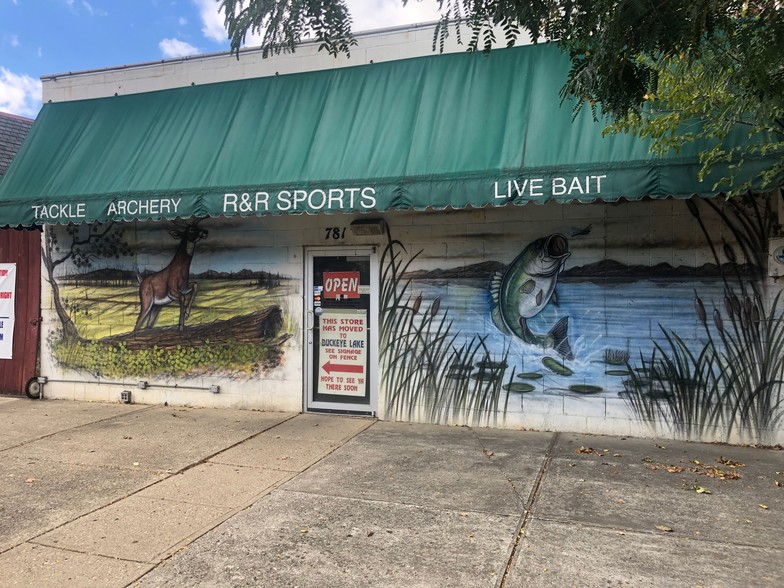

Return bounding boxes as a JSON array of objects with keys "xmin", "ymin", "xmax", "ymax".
[{"xmin": 498, "ymin": 431, "xmax": 559, "ymax": 588}]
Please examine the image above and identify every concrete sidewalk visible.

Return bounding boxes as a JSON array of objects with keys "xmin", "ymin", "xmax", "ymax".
[{"xmin": 0, "ymin": 398, "xmax": 781, "ymax": 587}]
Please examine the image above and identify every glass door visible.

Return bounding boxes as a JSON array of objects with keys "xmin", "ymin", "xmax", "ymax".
[{"xmin": 305, "ymin": 248, "xmax": 378, "ymax": 414}]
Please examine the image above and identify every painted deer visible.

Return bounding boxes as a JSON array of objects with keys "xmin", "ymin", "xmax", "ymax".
[{"xmin": 134, "ymin": 220, "xmax": 208, "ymax": 332}]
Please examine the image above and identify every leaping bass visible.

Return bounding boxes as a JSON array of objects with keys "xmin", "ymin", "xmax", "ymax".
[{"xmin": 490, "ymin": 233, "xmax": 574, "ymax": 360}]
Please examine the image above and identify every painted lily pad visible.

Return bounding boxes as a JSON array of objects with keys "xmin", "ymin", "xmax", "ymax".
[
  {"xmin": 622, "ymin": 379, "xmax": 646, "ymax": 388},
  {"xmin": 646, "ymin": 388, "xmax": 672, "ymax": 400},
  {"xmin": 476, "ymin": 359, "xmax": 508, "ymax": 370},
  {"xmin": 517, "ymin": 372, "xmax": 544, "ymax": 380},
  {"xmin": 447, "ymin": 363, "xmax": 473, "ymax": 372},
  {"xmin": 671, "ymin": 377, "xmax": 700, "ymax": 388},
  {"xmin": 568, "ymin": 384, "xmax": 604, "ymax": 395},
  {"xmin": 444, "ymin": 373, "xmax": 468, "ymax": 380},
  {"xmin": 445, "ymin": 364, "xmax": 472, "ymax": 379},
  {"xmin": 605, "ymin": 369, "xmax": 630, "ymax": 377},
  {"xmin": 542, "ymin": 356, "xmax": 573, "ymax": 377},
  {"xmin": 471, "ymin": 371, "xmax": 502, "ymax": 382},
  {"xmin": 503, "ymin": 382, "xmax": 536, "ymax": 393}
]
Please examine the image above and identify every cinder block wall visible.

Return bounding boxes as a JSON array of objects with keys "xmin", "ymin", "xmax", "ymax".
[{"xmin": 40, "ymin": 195, "xmax": 783, "ymax": 445}]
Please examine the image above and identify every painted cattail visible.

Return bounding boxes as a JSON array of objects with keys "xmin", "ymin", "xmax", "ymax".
[
  {"xmin": 725, "ymin": 295, "xmax": 734, "ymax": 318},
  {"xmin": 694, "ymin": 293, "xmax": 707, "ymax": 325},
  {"xmin": 412, "ymin": 293, "xmax": 422, "ymax": 314},
  {"xmin": 430, "ymin": 297, "xmax": 441, "ymax": 317},
  {"xmin": 731, "ymin": 294, "xmax": 742, "ymax": 317},
  {"xmin": 713, "ymin": 309, "xmax": 724, "ymax": 333}
]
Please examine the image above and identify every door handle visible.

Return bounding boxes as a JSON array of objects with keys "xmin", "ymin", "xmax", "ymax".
[{"xmin": 305, "ymin": 310, "xmax": 314, "ymax": 331}]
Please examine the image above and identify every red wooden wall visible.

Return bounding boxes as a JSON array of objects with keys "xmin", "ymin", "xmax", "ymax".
[{"xmin": 0, "ymin": 228, "xmax": 41, "ymax": 395}]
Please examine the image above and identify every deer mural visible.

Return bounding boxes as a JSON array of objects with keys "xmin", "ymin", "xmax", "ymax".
[{"xmin": 134, "ymin": 220, "xmax": 208, "ymax": 332}]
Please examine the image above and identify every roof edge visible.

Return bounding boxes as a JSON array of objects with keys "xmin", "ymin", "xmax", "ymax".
[{"xmin": 39, "ymin": 21, "xmax": 442, "ymax": 82}]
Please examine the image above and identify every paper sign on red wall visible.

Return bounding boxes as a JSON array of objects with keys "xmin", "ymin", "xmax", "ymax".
[
  {"xmin": 323, "ymin": 271, "xmax": 360, "ymax": 299},
  {"xmin": 0, "ymin": 263, "xmax": 16, "ymax": 360}
]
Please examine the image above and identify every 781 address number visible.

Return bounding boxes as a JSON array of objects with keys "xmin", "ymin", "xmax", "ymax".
[{"xmin": 324, "ymin": 227, "xmax": 346, "ymax": 240}]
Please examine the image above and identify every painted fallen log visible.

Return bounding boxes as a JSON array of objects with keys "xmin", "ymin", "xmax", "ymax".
[{"xmin": 101, "ymin": 305, "xmax": 284, "ymax": 351}]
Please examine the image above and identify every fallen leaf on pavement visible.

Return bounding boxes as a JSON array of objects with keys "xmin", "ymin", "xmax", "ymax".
[
  {"xmin": 718, "ymin": 457, "xmax": 745, "ymax": 468},
  {"xmin": 655, "ymin": 525, "xmax": 673, "ymax": 532},
  {"xmin": 758, "ymin": 504, "xmax": 768, "ymax": 509},
  {"xmin": 578, "ymin": 446, "xmax": 601, "ymax": 456},
  {"xmin": 667, "ymin": 466, "xmax": 685, "ymax": 473},
  {"xmin": 705, "ymin": 467, "xmax": 740, "ymax": 480},
  {"xmin": 775, "ymin": 480, "xmax": 782, "ymax": 487},
  {"xmin": 684, "ymin": 481, "xmax": 712, "ymax": 494},
  {"xmin": 24, "ymin": 478, "xmax": 36, "ymax": 484},
  {"xmin": 641, "ymin": 456, "xmax": 653, "ymax": 463}
]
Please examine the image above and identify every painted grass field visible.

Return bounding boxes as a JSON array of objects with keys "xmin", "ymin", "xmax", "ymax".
[
  {"xmin": 59, "ymin": 279, "xmax": 298, "ymax": 339},
  {"xmin": 51, "ymin": 278, "xmax": 299, "ymax": 378}
]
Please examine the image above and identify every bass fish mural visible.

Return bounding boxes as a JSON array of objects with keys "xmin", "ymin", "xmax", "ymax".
[{"xmin": 490, "ymin": 233, "xmax": 573, "ymax": 359}]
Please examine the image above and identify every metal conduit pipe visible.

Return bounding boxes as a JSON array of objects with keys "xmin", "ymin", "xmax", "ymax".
[{"xmin": 43, "ymin": 378, "xmax": 220, "ymax": 394}]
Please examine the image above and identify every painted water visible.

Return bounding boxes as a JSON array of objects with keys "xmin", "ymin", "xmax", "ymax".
[{"xmin": 412, "ymin": 278, "xmax": 722, "ymax": 398}]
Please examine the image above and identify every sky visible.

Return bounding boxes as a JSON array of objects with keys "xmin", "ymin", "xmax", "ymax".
[{"xmin": 0, "ymin": 0, "xmax": 442, "ymax": 119}]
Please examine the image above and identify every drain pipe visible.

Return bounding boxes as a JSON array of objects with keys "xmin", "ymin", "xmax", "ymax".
[{"xmin": 43, "ymin": 378, "xmax": 220, "ymax": 402}]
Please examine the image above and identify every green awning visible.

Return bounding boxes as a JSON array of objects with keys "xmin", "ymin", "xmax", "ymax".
[{"xmin": 0, "ymin": 43, "xmax": 779, "ymax": 226}]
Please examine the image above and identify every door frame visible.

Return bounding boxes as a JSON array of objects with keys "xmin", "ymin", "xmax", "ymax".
[{"xmin": 304, "ymin": 246, "xmax": 379, "ymax": 415}]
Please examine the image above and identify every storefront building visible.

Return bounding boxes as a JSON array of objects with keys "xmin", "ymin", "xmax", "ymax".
[{"xmin": 0, "ymin": 26, "xmax": 782, "ymax": 445}]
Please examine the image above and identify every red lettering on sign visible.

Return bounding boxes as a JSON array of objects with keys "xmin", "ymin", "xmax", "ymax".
[
  {"xmin": 0, "ymin": 292, "xmax": 11, "ymax": 299},
  {"xmin": 322, "ymin": 361, "xmax": 365, "ymax": 375},
  {"xmin": 323, "ymin": 271, "xmax": 360, "ymax": 299}
]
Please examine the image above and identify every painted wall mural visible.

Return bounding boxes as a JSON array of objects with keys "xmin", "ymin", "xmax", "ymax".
[
  {"xmin": 39, "ymin": 193, "xmax": 783, "ymax": 443},
  {"xmin": 380, "ymin": 194, "xmax": 784, "ymax": 444},
  {"xmin": 44, "ymin": 219, "xmax": 296, "ymax": 380}
]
